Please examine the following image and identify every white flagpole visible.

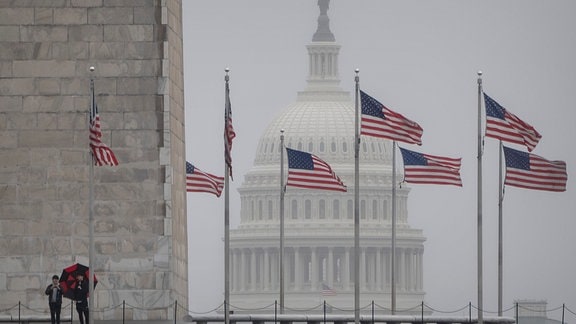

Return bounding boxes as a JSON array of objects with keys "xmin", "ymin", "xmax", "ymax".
[
  {"xmin": 498, "ymin": 140, "xmax": 503, "ymax": 316},
  {"xmin": 88, "ymin": 66, "xmax": 95, "ymax": 324},
  {"xmin": 279, "ymin": 130, "xmax": 285, "ymax": 314},
  {"xmin": 353, "ymin": 69, "xmax": 360, "ymax": 324},
  {"xmin": 224, "ymin": 68, "xmax": 231, "ymax": 324},
  {"xmin": 391, "ymin": 141, "xmax": 397, "ymax": 315},
  {"xmin": 477, "ymin": 71, "xmax": 484, "ymax": 324}
]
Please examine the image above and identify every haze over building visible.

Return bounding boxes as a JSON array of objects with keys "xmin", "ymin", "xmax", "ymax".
[{"xmin": 229, "ymin": 0, "xmax": 425, "ymax": 311}]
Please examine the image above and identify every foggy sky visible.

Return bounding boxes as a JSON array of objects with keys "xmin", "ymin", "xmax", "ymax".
[{"xmin": 182, "ymin": 0, "xmax": 576, "ymax": 319}]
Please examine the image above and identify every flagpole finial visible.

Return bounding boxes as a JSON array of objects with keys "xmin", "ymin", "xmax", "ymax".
[
  {"xmin": 477, "ymin": 70, "xmax": 482, "ymax": 76},
  {"xmin": 89, "ymin": 66, "xmax": 95, "ymax": 72}
]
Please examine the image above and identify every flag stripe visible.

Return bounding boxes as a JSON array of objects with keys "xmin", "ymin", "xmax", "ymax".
[
  {"xmin": 186, "ymin": 162, "xmax": 224, "ymax": 197},
  {"xmin": 484, "ymin": 93, "xmax": 541, "ymax": 151},
  {"xmin": 286, "ymin": 148, "xmax": 347, "ymax": 192},
  {"xmin": 321, "ymin": 283, "xmax": 337, "ymax": 296},
  {"xmin": 89, "ymin": 97, "xmax": 118, "ymax": 166},
  {"xmin": 503, "ymin": 146, "xmax": 567, "ymax": 192},
  {"xmin": 224, "ymin": 81, "xmax": 236, "ymax": 179},
  {"xmin": 399, "ymin": 147, "xmax": 462, "ymax": 187},
  {"xmin": 360, "ymin": 90, "xmax": 423, "ymax": 145}
]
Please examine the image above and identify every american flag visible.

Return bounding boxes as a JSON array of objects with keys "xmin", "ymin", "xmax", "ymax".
[
  {"xmin": 89, "ymin": 97, "xmax": 118, "ymax": 166},
  {"xmin": 286, "ymin": 148, "xmax": 347, "ymax": 192},
  {"xmin": 484, "ymin": 93, "xmax": 541, "ymax": 152},
  {"xmin": 224, "ymin": 82, "xmax": 236, "ymax": 179},
  {"xmin": 321, "ymin": 283, "xmax": 337, "ymax": 296},
  {"xmin": 186, "ymin": 162, "xmax": 224, "ymax": 197},
  {"xmin": 503, "ymin": 146, "xmax": 567, "ymax": 192},
  {"xmin": 360, "ymin": 90, "xmax": 423, "ymax": 145},
  {"xmin": 399, "ymin": 147, "xmax": 462, "ymax": 186}
]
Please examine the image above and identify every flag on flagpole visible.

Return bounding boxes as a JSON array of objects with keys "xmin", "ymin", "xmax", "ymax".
[
  {"xmin": 224, "ymin": 81, "xmax": 236, "ymax": 179},
  {"xmin": 321, "ymin": 283, "xmax": 337, "ymax": 296},
  {"xmin": 286, "ymin": 148, "xmax": 347, "ymax": 192},
  {"xmin": 186, "ymin": 162, "xmax": 224, "ymax": 197},
  {"xmin": 484, "ymin": 93, "xmax": 541, "ymax": 152},
  {"xmin": 89, "ymin": 97, "xmax": 118, "ymax": 166},
  {"xmin": 399, "ymin": 147, "xmax": 462, "ymax": 186},
  {"xmin": 502, "ymin": 146, "xmax": 567, "ymax": 192},
  {"xmin": 360, "ymin": 90, "xmax": 423, "ymax": 145}
]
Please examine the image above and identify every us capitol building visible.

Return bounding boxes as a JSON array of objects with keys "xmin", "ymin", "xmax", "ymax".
[{"xmin": 229, "ymin": 0, "xmax": 426, "ymax": 313}]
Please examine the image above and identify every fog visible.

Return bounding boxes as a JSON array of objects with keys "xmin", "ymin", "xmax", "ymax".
[{"xmin": 182, "ymin": 0, "xmax": 576, "ymax": 319}]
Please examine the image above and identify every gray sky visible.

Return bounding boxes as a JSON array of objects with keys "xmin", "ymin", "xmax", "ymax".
[{"xmin": 182, "ymin": 0, "xmax": 576, "ymax": 318}]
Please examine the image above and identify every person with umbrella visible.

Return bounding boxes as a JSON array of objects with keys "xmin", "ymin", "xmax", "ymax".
[
  {"xmin": 73, "ymin": 272, "xmax": 89, "ymax": 324},
  {"xmin": 45, "ymin": 275, "xmax": 62, "ymax": 324}
]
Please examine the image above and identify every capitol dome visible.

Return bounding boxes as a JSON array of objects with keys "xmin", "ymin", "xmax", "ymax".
[{"xmin": 230, "ymin": 0, "xmax": 425, "ymax": 313}]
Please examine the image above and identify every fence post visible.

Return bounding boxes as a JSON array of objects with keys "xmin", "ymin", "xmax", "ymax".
[
  {"xmin": 275, "ymin": 300, "xmax": 277, "ymax": 324},
  {"xmin": 323, "ymin": 301, "xmax": 326, "ymax": 324},
  {"xmin": 561, "ymin": 303, "xmax": 565, "ymax": 324},
  {"xmin": 515, "ymin": 302, "xmax": 518, "ymax": 324},
  {"xmin": 174, "ymin": 300, "xmax": 178, "ymax": 324},
  {"xmin": 371, "ymin": 301, "xmax": 374, "ymax": 324},
  {"xmin": 122, "ymin": 300, "xmax": 125, "ymax": 324},
  {"xmin": 421, "ymin": 301, "xmax": 424, "ymax": 324},
  {"xmin": 18, "ymin": 301, "xmax": 21, "ymax": 324},
  {"xmin": 468, "ymin": 302, "xmax": 471, "ymax": 323}
]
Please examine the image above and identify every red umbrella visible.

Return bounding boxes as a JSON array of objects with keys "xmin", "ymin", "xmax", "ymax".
[{"xmin": 59, "ymin": 263, "xmax": 98, "ymax": 300}]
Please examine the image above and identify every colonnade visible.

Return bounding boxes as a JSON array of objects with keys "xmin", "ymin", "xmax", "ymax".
[{"xmin": 230, "ymin": 245, "xmax": 423, "ymax": 294}]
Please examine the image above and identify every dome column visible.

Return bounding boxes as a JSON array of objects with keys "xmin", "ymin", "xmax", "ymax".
[
  {"xmin": 311, "ymin": 247, "xmax": 318, "ymax": 290},
  {"xmin": 327, "ymin": 248, "xmax": 334, "ymax": 287},
  {"xmin": 343, "ymin": 247, "xmax": 350, "ymax": 291},
  {"xmin": 376, "ymin": 248, "xmax": 382, "ymax": 291},
  {"xmin": 250, "ymin": 248, "xmax": 257, "ymax": 290},
  {"xmin": 264, "ymin": 248, "xmax": 270, "ymax": 290},
  {"xmin": 294, "ymin": 247, "xmax": 302, "ymax": 290}
]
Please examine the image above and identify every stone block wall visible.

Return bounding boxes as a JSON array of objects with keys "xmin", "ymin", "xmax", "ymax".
[{"xmin": 0, "ymin": 0, "xmax": 187, "ymax": 320}]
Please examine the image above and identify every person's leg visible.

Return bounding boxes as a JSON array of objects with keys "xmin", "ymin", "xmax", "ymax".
[
  {"xmin": 77, "ymin": 308, "xmax": 84, "ymax": 324},
  {"xmin": 55, "ymin": 305, "xmax": 61, "ymax": 324},
  {"xmin": 84, "ymin": 308, "xmax": 89, "ymax": 324},
  {"xmin": 49, "ymin": 304, "xmax": 56, "ymax": 324}
]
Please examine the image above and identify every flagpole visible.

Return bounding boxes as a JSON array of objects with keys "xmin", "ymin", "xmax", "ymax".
[
  {"xmin": 391, "ymin": 140, "xmax": 396, "ymax": 315},
  {"xmin": 279, "ymin": 129, "xmax": 285, "ymax": 314},
  {"xmin": 498, "ymin": 140, "xmax": 503, "ymax": 316},
  {"xmin": 477, "ymin": 71, "xmax": 484, "ymax": 324},
  {"xmin": 88, "ymin": 66, "xmax": 95, "ymax": 324},
  {"xmin": 353, "ymin": 69, "xmax": 360, "ymax": 324},
  {"xmin": 224, "ymin": 68, "xmax": 231, "ymax": 324}
]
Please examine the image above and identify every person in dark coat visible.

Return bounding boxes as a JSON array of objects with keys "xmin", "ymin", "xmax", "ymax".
[
  {"xmin": 73, "ymin": 272, "xmax": 89, "ymax": 324},
  {"xmin": 45, "ymin": 275, "xmax": 62, "ymax": 324}
]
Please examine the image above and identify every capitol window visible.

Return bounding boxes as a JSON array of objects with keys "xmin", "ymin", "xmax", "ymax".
[
  {"xmin": 305, "ymin": 200, "xmax": 312, "ymax": 219},
  {"xmin": 372, "ymin": 200, "xmax": 378, "ymax": 220},
  {"xmin": 347, "ymin": 199, "xmax": 353, "ymax": 219},
  {"xmin": 333, "ymin": 200, "xmax": 340, "ymax": 219},
  {"xmin": 319, "ymin": 199, "xmax": 325, "ymax": 219},
  {"xmin": 268, "ymin": 201, "xmax": 273, "ymax": 220},
  {"xmin": 258, "ymin": 201, "xmax": 263, "ymax": 220}
]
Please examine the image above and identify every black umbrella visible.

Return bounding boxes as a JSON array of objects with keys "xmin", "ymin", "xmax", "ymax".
[{"xmin": 59, "ymin": 263, "xmax": 98, "ymax": 300}]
